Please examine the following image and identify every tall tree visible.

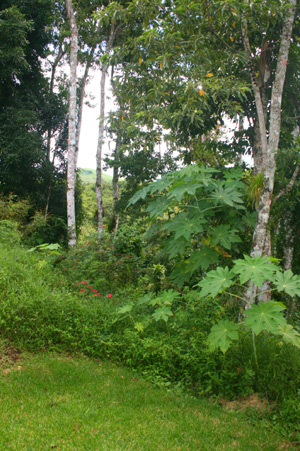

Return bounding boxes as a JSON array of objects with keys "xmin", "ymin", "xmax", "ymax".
[{"xmin": 65, "ymin": 0, "xmax": 78, "ymax": 247}]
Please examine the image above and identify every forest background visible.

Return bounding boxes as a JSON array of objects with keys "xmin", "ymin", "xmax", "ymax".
[{"xmin": 1, "ymin": 0, "xmax": 300, "ymax": 442}]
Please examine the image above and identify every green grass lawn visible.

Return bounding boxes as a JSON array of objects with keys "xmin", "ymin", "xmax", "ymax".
[{"xmin": 0, "ymin": 344, "xmax": 292, "ymax": 450}]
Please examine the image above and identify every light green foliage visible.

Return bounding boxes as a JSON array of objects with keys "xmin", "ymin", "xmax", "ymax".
[
  {"xmin": 197, "ymin": 267, "xmax": 234, "ymax": 298},
  {"xmin": 273, "ymin": 270, "xmax": 300, "ymax": 297},
  {"xmin": 129, "ymin": 165, "xmax": 247, "ymax": 285},
  {"xmin": 244, "ymin": 302, "xmax": 287, "ymax": 335},
  {"xmin": 202, "ymin": 255, "xmax": 300, "ymax": 353},
  {"xmin": 208, "ymin": 320, "xmax": 239, "ymax": 353},
  {"xmin": 277, "ymin": 324, "xmax": 300, "ymax": 348},
  {"xmin": 0, "ymin": 220, "xmax": 21, "ymax": 245},
  {"xmin": 233, "ymin": 255, "xmax": 278, "ymax": 286}
]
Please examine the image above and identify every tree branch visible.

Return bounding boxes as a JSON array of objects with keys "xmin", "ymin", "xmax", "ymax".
[{"xmin": 273, "ymin": 161, "xmax": 300, "ymax": 203}]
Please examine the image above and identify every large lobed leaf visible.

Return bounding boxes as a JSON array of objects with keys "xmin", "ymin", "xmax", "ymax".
[
  {"xmin": 244, "ymin": 301, "xmax": 286, "ymax": 335},
  {"xmin": 207, "ymin": 319, "xmax": 239, "ymax": 353},
  {"xmin": 197, "ymin": 266, "xmax": 234, "ymax": 298},
  {"xmin": 273, "ymin": 270, "xmax": 300, "ymax": 297},
  {"xmin": 233, "ymin": 255, "xmax": 278, "ymax": 287}
]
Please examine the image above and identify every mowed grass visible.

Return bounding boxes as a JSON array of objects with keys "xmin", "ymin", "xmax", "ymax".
[{"xmin": 0, "ymin": 348, "xmax": 292, "ymax": 450}]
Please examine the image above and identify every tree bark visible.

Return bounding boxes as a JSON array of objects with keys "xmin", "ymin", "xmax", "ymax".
[
  {"xmin": 242, "ymin": 1, "xmax": 296, "ymax": 261},
  {"xmin": 96, "ymin": 22, "xmax": 115, "ymax": 245},
  {"xmin": 65, "ymin": 0, "xmax": 78, "ymax": 247},
  {"xmin": 112, "ymin": 138, "xmax": 121, "ymax": 237},
  {"xmin": 75, "ymin": 45, "xmax": 96, "ymax": 166}
]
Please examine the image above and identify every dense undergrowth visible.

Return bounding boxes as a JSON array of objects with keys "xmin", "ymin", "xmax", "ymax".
[{"xmin": 0, "ymin": 219, "xmax": 300, "ymax": 442}]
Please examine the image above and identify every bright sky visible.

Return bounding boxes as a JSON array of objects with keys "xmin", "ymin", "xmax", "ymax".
[{"xmin": 77, "ymin": 70, "xmax": 115, "ymax": 173}]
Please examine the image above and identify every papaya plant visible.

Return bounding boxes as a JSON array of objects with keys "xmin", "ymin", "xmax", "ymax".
[
  {"xmin": 128, "ymin": 165, "xmax": 252, "ymax": 286},
  {"xmin": 197, "ymin": 255, "xmax": 300, "ymax": 354}
]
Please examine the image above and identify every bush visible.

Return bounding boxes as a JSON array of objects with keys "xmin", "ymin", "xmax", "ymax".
[{"xmin": 1, "ymin": 240, "xmax": 300, "ymax": 437}]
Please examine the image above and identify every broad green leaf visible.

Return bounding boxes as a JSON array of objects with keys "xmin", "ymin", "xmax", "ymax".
[
  {"xmin": 273, "ymin": 270, "xmax": 300, "ymax": 297},
  {"xmin": 154, "ymin": 289, "xmax": 180, "ymax": 306},
  {"xmin": 127, "ymin": 185, "xmax": 151, "ymax": 206},
  {"xmin": 137, "ymin": 293, "xmax": 153, "ymax": 305},
  {"xmin": 197, "ymin": 266, "xmax": 234, "ymax": 298},
  {"xmin": 207, "ymin": 319, "xmax": 239, "ymax": 353},
  {"xmin": 152, "ymin": 306, "xmax": 173, "ymax": 322},
  {"xmin": 149, "ymin": 175, "xmax": 173, "ymax": 194},
  {"xmin": 163, "ymin": 215, "xmax": 205, "ymax": 241},
  {"xmin": 277, "ymin": 324, "xmax": 300, "ymax": 348},
  {"xmin": 210, "ymin": 225, "xmax": 241, "ymax": 250},
  {"xmin": 244, "ymin": 301, "xmax": 286, "ymax": 335},
  {"xmin": 170, "ymin": 261, "xmax": 192, "ymax": 287},
  {"xmin": 163, "ymin": 236, "xmax": 189, "ymax": 258},
  {"xmin": 211, "ymin": 186, "xmax": 244, "ymax": 207},
  {"xmin": 146, "ymin": 197, "xmax": 170, "ymax": 218},
  {"xmin": 117, "ymin": 304, "xmax": 134, "ymax": 314},
  {"xmin": 233, "ymin": 255, "xmax": 278, "ymax": 286},
  {"xmin": 168, "ymin": 181, "xmax": 203, "ymax": 201},
  {"xmin": 190, "ymin": 246, "xmax": 219, "ymax": 271}
]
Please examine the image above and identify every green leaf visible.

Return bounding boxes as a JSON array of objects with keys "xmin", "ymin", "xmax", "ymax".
[
  {"xmin": 207, "ymin": 319, "xmax": 239, "ymax": 353},
  {"xmin": 233, "ymin": 255, "xmax": 278, "ymax": 287},
  {"xmin": 190, "ymin": 246, "xmax": 219, "ymax": 271},
  {"xmin": 273, "ymin": 270, "xmax": 300, "ymax": 297},
  {"xmin": 168, "ymin": 181, "xmax": 203, "ymax": 201},
  {"xmin": 146, "ymin": 197, "xmax": 170, "ymax": 218},
  {"xmin": 277, "ymin": 324, "xmax": 300, "ymax": 348},
  {"xmin": 137, "ymin": 293, "xmax": 154, "ymax": 305},
  {"xmin": 197, "ymin": 266, "xmax": 234, "ymax": 298},
  {"xmin": 127, "ymin": 185, "xmax": 151, "ymax": 206},
  {"xmin": 153, "ymin": 289, "xmax": 180, "ymax": 306},
  {"xmin": 117, "ymin": 304, "xmax": 134, "ymax": 314},
  {"xmin": 210, "ymin": 225, "xmax": 241, "ymax": 250},
  {"xmin": 152, "ymin": 306, "xmax": 173, "ymax": 322},
  {"xmin": 211, "ymin": 186, "xmax": 244, "ymax": 207},
  {"xmin": 244, "ymin": 301, "xmax": 286, "ymax": 335},
  {"xmin": 134, "ymin": 322, "xmax": 145, "ymax": 333},
  {"xmin": 163, "ymin": 214, "xmax": 205, "ymax": 241},
  {"xmin": 163, "ymin": 236, "xmax": 189, "ymax": 258}
]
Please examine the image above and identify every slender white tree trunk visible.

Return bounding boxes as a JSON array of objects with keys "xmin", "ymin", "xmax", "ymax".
[
  {"xmin": 65, "ymin": 0, "xmax": 78, "ymax": 247},
  {"xmin": 96, "ymin": 22, "xmax": 115, "ymax": 245},
  {"xmin": 75, "ymin": 45, "xmax": 96, "ymax": 166},
  {"xmin": 112, "ymin": 138, "xmax": 120, "ymax": 237}
]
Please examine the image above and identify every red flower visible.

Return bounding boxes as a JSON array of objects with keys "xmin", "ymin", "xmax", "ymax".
[{"xmin": 106, "ymin": 294, "xmax": 112, "ymax": 298}]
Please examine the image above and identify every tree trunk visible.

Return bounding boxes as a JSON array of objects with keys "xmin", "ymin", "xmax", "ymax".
[
  {"xmin": 112, "ymin": 138, "xmax": 120, "ymax": 237},
  {"xmin": 75, "ymin": 45, "xmax": 96, "ymax": 166},
  {"xmin": 96, "ymin": 22, "xmax": 115, "ymax": 245},
  {"xmin": 45, "ymin": 121, "xmax": 67, "ymax": 217},
  {"xmin": 241, "ymin": 1, "xmax": 296, "ymax": 303},
  {"xmin": 65, "ymin": 0, "xmax": 78, "ymax": 247},
  {"xmin": 242, "ymin": 2, "xmax": 296, "ymax": 262}
]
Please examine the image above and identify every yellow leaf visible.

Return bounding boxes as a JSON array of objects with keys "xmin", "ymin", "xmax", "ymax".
[
  {"xmin": 232, "ymin": 21, "xmax": 236, "ymax": 28},
  {"xmin": 230, "ymin": 36, "xmax": 234, "ymax": 42},
  {"xmin": 139, "ymin": 57, "xmax": 142, "ymax": 64},
  {"xmin": 199, "ymin": 89, "xmax": 205, "ymax": 97},
  {"xmin": 121, "ymin": 115, "xmax": 124, "ymax": 122},
  {"xmin": 160, "ymin": 62, "xmax": 163, "ymax": 69},
  {"xmin": 205, "ymin": 72, "xmax": 213, "ymax": 77}
]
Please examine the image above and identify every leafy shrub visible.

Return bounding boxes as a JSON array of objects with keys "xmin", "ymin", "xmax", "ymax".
[
  {"xmin": 0, "ymin": 193, "xmax": 30, "ymax": 223},
  {"xmin": 0, "ymin": 220, "xmax": 21, "ymax": 245},
  {"xmin": 1, "ymin": 240, "xmax": 300, "ymax": 436}
]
